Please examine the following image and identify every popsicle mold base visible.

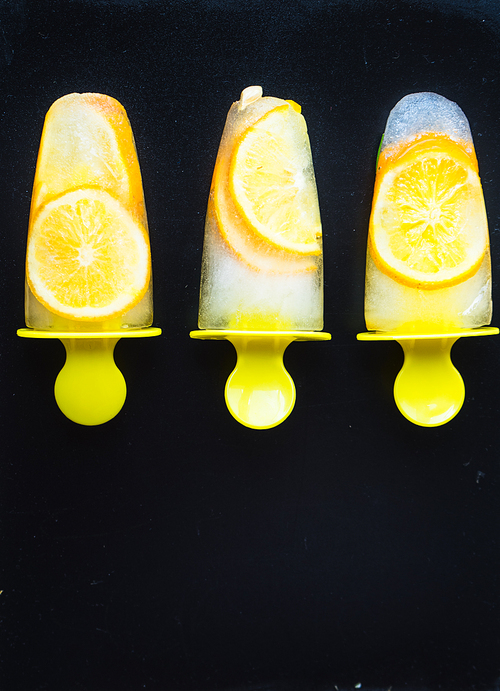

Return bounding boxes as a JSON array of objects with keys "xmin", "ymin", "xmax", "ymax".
[
  {"xmin": 17, "ymin": 327, "xmax": 161, "ymax": 426},
  {"xmin": 357, "ymin": 327, "xmax": 498, "ymax": 427},
  {"xmin": 190, "ymin": 330, "xmax": 331, "ymax": 429}
]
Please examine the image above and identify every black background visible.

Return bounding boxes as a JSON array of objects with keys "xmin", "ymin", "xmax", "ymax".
[{"xmin": 2, "ymin": 1, "xmax": 500, "ymax": 690}]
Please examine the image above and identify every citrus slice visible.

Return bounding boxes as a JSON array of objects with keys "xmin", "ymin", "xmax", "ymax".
[
  {"xmin": 211, "ymin": 163, "xmax": 317, "ymax": 274},
  {"xmin": 369, "ymin": 136, "xmax": 488, "ymax": 289},
  {"xmin": 31, "ymin": 93, "xmax": 146, "ymax": 223},
  {"xmin": 228, "ymin": 104, "xmax": 322, "ymax": 256},
  {"xmin": 27, "ymin": 188, "xmax": 151, "ymax": 321}
]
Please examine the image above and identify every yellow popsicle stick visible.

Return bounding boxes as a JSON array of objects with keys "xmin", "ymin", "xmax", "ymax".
[
  {"xmin": 17, "ymin": 327, "xmax": 161, "ymax": 425},
  {"xmin": 190, "ymin": 330, "xmax": 331, "ymax": 429},
  {"xmin": 357, "ymin": 327, "xmax": 498, "ymax": 426}
]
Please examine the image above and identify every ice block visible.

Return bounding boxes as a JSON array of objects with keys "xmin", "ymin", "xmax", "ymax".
[
  {"xmin": 191, "ymin": 86, "xmax": 330, "ymax": 429},
  {"xmin": 357, "ymin": 92, "xmax": 498, "ymax": 426},
  {"xmin": 17, "ymin": 93, "xmax": 161, "ymax": 425}
]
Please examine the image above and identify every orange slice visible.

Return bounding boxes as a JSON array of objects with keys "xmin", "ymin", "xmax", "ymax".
[
  {"xmin": 228, "ymin": 104, "xmax": 322, "ymax": 256},
  {"xmin": 31, "ymin": 93, "xmax": 146, "ymax": 224},
  {"xmin": 369, "ymin": 135, "xmax": 488, "ymax": 289},
  {"xmin": 211, "ymin": 159, "xmax": 317, "ymax": 274},
  {"xmin": 27, "ymin": 188, "xmax": 151, "ymax": 321}
]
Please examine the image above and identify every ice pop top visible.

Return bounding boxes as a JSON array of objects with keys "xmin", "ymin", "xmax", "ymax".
[
  {"xmin": 198, "ymin": 86, "xmax": 323, "ymax": 331},
  {"xmin": 365, "ymin": 92, "xmax": 491, "ymax": 333},
  {"xmin": 25, "ymin": 93, "xmax": 152, "ymax": 330}
]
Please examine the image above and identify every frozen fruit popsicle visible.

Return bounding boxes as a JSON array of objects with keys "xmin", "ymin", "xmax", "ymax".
[
  {"xmin": 191, "ymin": 87, "xmax": 330, "ymax": 430},
  {"xmin": 358, "ymin": 92, "xmax": 498, "ymax": 427},
  {"xmin": 25, "ymin": 93, "xmax": 152, "ymax": 331},
  {"xmin": 18, "ymin": 93, "xmax": 161, "ymax": 425},
  {"xmin": 198, "ymin": 85, "xmax": 323, "ymax": 331},
  {"xmin": 365, "ymin": 91, "xmax": 491, "ymax": 333}
]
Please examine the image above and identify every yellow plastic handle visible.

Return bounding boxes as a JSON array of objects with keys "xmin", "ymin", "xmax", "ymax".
[
  {"xmin": 225, "ymin": 334, "xmax": 296, "ymax": 429},
  {"xmin": 190, "ymin": 329, "xmax": 331, "ymax": 429},
  {"xmin": 357, "ymin": 327, "xmax": 498, "ymax": 426},
  {"xmin": 394, "ymin": 337, "xmax": 464, "ymax": 427},
  {"xmin": 55, "ymin": 338, "xmax": 126, "ymax": 426}
]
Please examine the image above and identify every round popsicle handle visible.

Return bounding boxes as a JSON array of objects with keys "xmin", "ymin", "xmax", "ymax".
[
  {"xmin": 55, "ymin": 338, "xmax": 126, "ymax": 425},
  {"xmin": 394, "ymin": 337, "xmax": 464, "ymax": 427},
  {"xmin": 224, "ymin": 334, "xmax": 296, "ymax": 429}
]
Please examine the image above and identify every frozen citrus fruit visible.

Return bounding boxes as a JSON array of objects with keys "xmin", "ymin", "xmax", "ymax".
[
  {"xmin": 31, "ymin": 93, "xmax": 146, "ymax": 223},
  {"xmin": 211, "ymin": 160, "xmax": 317, "ymax": 274},
  {"xmin": 26, "ymin": 188, "xmax": 150, "ymax": 321},
  {"xmin": 228, "ymin": 104, "xmax": 322, "ymax": 256},
  {"xmin": 369, "ymin": 135, "xmax": 488, "ymax": 289}
]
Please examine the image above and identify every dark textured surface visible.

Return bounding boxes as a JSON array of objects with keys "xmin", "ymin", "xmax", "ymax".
[{"xmin": 1, "ymin": 1, "xmax": 500, "ymax": 690}]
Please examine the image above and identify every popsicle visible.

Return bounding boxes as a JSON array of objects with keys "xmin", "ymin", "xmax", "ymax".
[
  {"xmin": 17, "ymin": 93, "xmax": 161, "ymax": 425},
  {"xmin": 357, "ymin": 92, "xmax": 498, "ymax": 426},
  {"xmin": 190, "ymin": 86, "xmax": 330, "ymax": 429}
]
